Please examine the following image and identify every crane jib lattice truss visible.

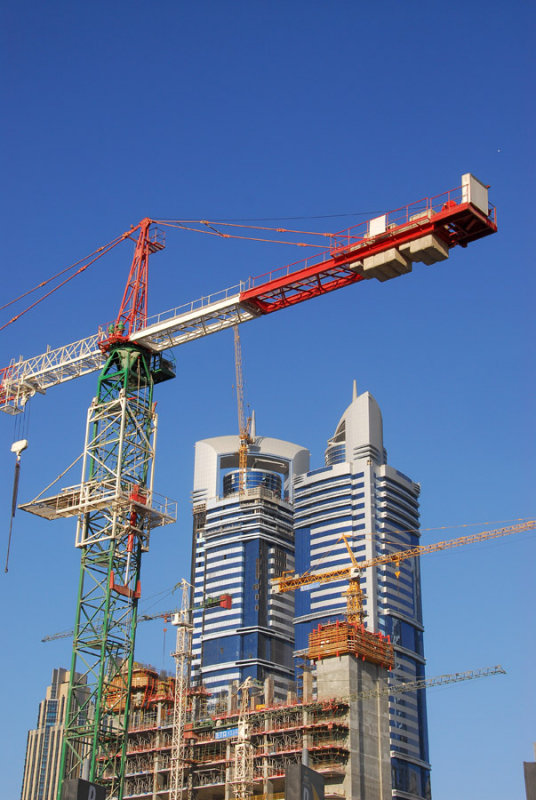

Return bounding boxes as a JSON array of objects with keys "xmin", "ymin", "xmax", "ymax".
[{"xmin": 1, "ymin": 175, "xmax": 496, "ymax": 414}]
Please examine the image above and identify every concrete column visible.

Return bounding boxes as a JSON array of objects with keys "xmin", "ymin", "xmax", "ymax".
[{"xmin": 316, "ymin": 654, "xmax": 391, "ymax": 800}]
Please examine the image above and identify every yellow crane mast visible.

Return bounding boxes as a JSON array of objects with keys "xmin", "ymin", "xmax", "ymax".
[{"xmin": 233, "ymin": 325, "xmax": 252, "ymax": 495}]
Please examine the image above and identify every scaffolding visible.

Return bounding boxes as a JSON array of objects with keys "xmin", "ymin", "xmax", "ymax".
[
  {"xmin": 102, "ymin": 659, "xmax": 504, "ymax": 799},
  {"xmin": 308, "ymin": 620, "xmax": 394, "ymax": 669}
]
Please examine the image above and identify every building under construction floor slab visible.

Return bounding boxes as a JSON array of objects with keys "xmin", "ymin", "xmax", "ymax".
[{"xmin": 101, "ymin": 647, "xmax": 391, "ymax": 800}]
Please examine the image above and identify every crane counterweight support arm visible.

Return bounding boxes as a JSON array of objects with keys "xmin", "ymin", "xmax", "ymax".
[{"xmin": 0, "ymin": 175, "xmax": 497, "ymax": 414}]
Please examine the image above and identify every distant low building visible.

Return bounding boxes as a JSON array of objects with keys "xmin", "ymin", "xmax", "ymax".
[
  {"xmin": 20, "ymin": 667, "xmax": 86, "ymax": 800},
  {"xmin": 525, "ymin": 743, "xmax": 536, "ymax": 800}
]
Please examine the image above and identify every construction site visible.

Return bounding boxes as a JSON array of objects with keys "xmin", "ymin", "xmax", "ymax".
[
  {"xmin": 4, "ymin": 173, "xmax": 532, "ymax": 800},
  {"xmin": 103, "ymin": 648, "xmax": 392, "ymax": 800}
]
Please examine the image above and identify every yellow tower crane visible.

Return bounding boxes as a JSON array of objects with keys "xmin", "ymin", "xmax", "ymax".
[
  {"xmin": 233, "ymin": 325, "xmax": 252, "ymax": 496},
  {"xmin": 272, "ymin": 520, "xmax": 535, "ymax": 662}
]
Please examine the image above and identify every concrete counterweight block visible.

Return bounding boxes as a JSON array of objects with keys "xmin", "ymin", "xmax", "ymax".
[
  {"xmin": 347, "ymin": 259, "xmax": 364, "ymax": 274},
  {"xmin": 362, "ymin": 247, "xmax": 412, "ymax": 282},
  {"xmin": 400, "ymin": 233, "xmax": 449, "ymax": 266}
]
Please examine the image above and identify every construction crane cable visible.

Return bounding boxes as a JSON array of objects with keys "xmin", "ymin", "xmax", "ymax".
[
  {"xmin": 155, "ymin": 220, "xmax": 326, "ymax": 248},
  {"xmin": 191, "ymin": 220, "xmax": 334, "ymax": 237},
  {"xmin": 4, "ymin": 458, "xmax": 21, "ymax": 573},
  {"xmin": 25, "ymin": 452, "xmax": 84, "ymax": 504},
  {"xmin": 0, "ymin": 235, "xmax": 125, "ymax": 313},
  {"xmin": 155, "ymin": 218, "xmax": 333, "ymax": 237},
  {"xmin": 0, "ymin": 232, "xmax": 131, "ymax": 333},
  {"xmin": 154, "ymin": 210, "xmax": 378, "ymax": 223}
]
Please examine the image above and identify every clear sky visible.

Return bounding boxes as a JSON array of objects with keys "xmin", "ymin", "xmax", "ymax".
[{"xmin": 1, "ymin": 2, "xmax": 534, "ymax": 798}]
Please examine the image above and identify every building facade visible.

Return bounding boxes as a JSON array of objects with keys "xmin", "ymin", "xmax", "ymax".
[
  {"xmin": 190, "ymin": 422, "xmax": 309, "ymax": 701},
  {"xmin": 20, "ymin": 668, "xmax": 77, "ymax": 800},
  {"xmin": 293, "ymin": 384, "xmax": 431, "ymax": 800}
]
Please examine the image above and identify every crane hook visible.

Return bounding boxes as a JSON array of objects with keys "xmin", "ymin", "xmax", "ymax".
[{"xmin": 4, "ymin": 439, "xmax": 28, "ymax": 573}]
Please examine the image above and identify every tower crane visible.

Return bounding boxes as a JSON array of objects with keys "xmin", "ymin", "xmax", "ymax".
[
  {"xmin": 170, "ymin": 581, "xmax": 193, "ymax": 800},
  {"xmin": 233, "ymin": 325, "xmax": 252, "ymax": 495},
  {"xmin": 0, "ymin": 174, "xmax": 497, "ymax": 800},
  {"xmin": 170, "ymin": 583, "xmax": 233, "ymax": 800},
  {"xmin": 355, "ymin": 664, "xmax": 506, "ymax": 702},
  {"xmin": 43, "ymin": 595, "xmax": 232, "ymax": 644},
  {"xmin": 41, "ymin": 608, "xmax": 178, "ymax": 642},
  {"xmin": 1, "ymin": 174, "xmax": 496, "ymax": 415},
  {"xmin": 272, "ymin": 520, "xmax": 535, "ymax": 661},
  {"xmin": 232, "ymin": 677, "xmax": 259, "ymax": 800}
]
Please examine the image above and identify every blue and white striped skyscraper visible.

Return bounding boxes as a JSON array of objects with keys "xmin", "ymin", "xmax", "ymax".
[
  {"xmin": 190, "ymin": 420, "xmax": 309, "ymax": 702},
  {"xmin": 293, "ymin": 384, "xmax": 431, "ymax": 800}
]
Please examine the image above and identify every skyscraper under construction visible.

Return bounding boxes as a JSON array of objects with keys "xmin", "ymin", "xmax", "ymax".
[{"xmin": 293, "ymin": 383, "xmax": 430, "ymax": 799}]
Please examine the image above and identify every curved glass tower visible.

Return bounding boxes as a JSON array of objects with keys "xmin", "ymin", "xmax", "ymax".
[
  {"xmin": 190, "ymin": 428, "xmax": 309, "ymax": 702},
  {"xmin": 293, "ymin": 383, "xmax": 431, "ymax": 800}
]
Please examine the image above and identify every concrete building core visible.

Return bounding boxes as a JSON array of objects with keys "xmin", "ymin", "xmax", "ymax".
[{"xmin": 316, "ymin": 654, "xmax": 391, "ymax": 799}]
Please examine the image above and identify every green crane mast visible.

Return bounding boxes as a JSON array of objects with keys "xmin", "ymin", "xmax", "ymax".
[{"xmin": 19, "ymin": 223, "xmax": 176, "ymax": 799}]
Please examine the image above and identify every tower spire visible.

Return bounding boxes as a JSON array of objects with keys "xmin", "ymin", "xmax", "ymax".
[
  {"xmin": 352, "ymin": 379, "xmax": 358, "ymax": 401},
  {"xmin": 250, "ymin": 409, "xmax": 256, "ymax": 440}
]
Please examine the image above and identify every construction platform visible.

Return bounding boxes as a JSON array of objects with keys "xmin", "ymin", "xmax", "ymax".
[{"xmin": 19, "ymin": 479, "xmax": 177, "ymax": 528}]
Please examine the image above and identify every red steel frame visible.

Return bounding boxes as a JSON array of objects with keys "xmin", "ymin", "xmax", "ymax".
[{"xmin": 240, "ymin": 184, "xmax": 497, "ymax": 314}]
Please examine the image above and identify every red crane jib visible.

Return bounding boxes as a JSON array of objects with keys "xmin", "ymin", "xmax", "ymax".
[{"xmin": 240, "ymin": 199, "xmax": 496, "ymax": 315}]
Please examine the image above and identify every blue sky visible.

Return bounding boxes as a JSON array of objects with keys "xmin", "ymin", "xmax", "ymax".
[{"xmin": 1, "ymin": 1, "xmax": 534, "ymax": 798}]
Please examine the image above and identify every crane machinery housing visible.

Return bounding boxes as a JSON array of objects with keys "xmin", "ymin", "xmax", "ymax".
[{"xmin": 2, "ymin": 173, "xmax": 498, "ymax": 800}]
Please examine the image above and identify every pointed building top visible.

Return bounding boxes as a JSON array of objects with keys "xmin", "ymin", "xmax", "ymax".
[
  {"xmin": 325, "ymin": 385, "xmax": 386, "ymax": 467},
  {"xmin": 250, "ymin": 409, "xmax": 256, "ymax": 440}
]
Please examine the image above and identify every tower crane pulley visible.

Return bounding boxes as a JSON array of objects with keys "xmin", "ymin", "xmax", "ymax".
[{"xmin": 0, "ymin": 174, "xmax": 499, "ymax": 800}]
